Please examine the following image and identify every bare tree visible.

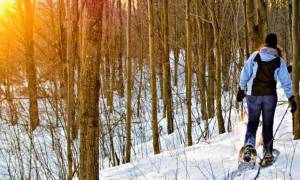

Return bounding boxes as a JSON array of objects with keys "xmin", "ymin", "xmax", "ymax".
[
  {"xmin": 17, "ymin": 0, "xmax": 39, "ymax": 131},
  {"xmin": 208, "ymin": 1, "xmax": 225, "ymax": 134},
  {"xmin": 79, "ymin": 0, "xmax": 104, "ymax": 179},
  {"xmin": 162, "ymin": 0, "xmax": 174, "ymax": 134},
  {"xmin": 148, "ymin": 0, "xmax": 160, "ymax": 154},
  {"xmin": 125, "ymin": 0, "xmax": 133, "ymax": 163},
  {"xmin": 292, "ymin": 0, "xmax": 300, "ymax": 139},
  {"xmin": 246, "ymin": 0, "xmax": 267, "ymax": 51},
  {"xmin": 66, "ymin": 0, "xmax": 79, "ymax": 178},
  {"xmin": 185, "ymin": 0, "xmax": 193, "ymax": 146}
]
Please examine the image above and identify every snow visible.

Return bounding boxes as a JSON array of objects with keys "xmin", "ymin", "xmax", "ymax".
[
  {"xmin": 101, "ymin": 88, "xmax": 300, "ymax": 180},
  {"xmin": 0, "ymin": 49, "xmax": 299, "ymax": 179}
]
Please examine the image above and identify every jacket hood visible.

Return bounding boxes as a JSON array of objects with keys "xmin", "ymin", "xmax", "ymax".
[{"xmin": 258, "ymin": 47, "xmax": 279, "ymax": 61}]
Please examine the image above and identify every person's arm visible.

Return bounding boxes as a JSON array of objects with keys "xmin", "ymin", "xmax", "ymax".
[
  {"xmin": 239, "ymin": 52, "xmax": 257, "ymax": 90},
  {"xmin": 277, "ymin": 58, "xmax": 293, "ymax": 98}
]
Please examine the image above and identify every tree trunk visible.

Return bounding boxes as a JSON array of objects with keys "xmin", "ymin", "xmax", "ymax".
[
  {"xmin": 66, "ymin": 0, "xmax": 78, "ymax": 178},
  {"xmin": 174, "ymin": 4, "xmax": 179, "ymax": 88},
  {"xmin": 148, "ymin": 0, "xmax": 160, "ymax": 154},
  {"xmin": 244, "ymin": 0, "xmax": 250, "ymax": 58},
  {"xmin": 206, "ymin": 24, "xmax": 215, "ymax": 119},
  {"xmin": 292, "ymin": 0, "xmax": 300, "ymax": 139},
  {"xmin": 125, "ymin": 0, "xmax": 132, "ymax": 163},
  {"xmin": 162, "ymin": 0, "xmax": 174, "ymax": 134},
  {"xmin": 79, "ymin": 0, "xmax": 103, "ymax": 179},
  {"xmin": 117, "ymin": 0, "xmax": 124, "ymax": 97},
  {"xmin": 185, "ymin": 0, "xmax": 193, "ymax": 146},
  {"xmin": 209, "ymin": 2, "xmax": 225, "ymax": 134},
  {"xmin": 195, "ymin": 0, "xmax": 208, "ymax": 136},
  {"xmin": 19, "ymin": 0, "xmax": 39, "ymax": 131},
  {"xmin": 58, "ymin": 0, "xmax": 68, "ymax": 98},
  {"xmin": 246, "ymin": 0, "xmax": 267, "ymax": 51}
]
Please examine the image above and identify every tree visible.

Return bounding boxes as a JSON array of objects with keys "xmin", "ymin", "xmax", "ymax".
[
  {"xmin": 206, "ymin": 23, "xmax": 215, "ymax": 119},
  {"xmin": 117, "ymin": 0, "xmax": 124, "ymax": 97},
  {"xmin": 66, "ymin": 0, "xmax": 79, "ymax": 178},
  {"xmin": 243, "ymin": 0, "xmax": 249, "ymax": 58},
  {"xmin": 148, "ymin": 0, "xmax": 160, "ymax": 154},
  {"xmin": 195, "ymin": 0, "xmax": 208, "ymax": 137},
  {"xmin": 58, "ymin": 0, "xmax": 68, "ymax": 98},
  {"xmin": 79, "ymin": 0, "xmax": 103, "ymax": 179},
  {"xmin": 125, "ymin": 0, "xmax": 133, "ymax": 163},
  {"xmin": 208, "ymin": 1, "xmax": 225, "ymax": 134},
  {"xmin": 246, "ymin": 0, "xmax": 267, "ymax": 51},
  {"xmin": 162, "ymin": 0, "xmax": 174, "ymax": 134},
  {"xmin": 17, "ymin": 0, "xmax": 39, "ymax": 131},
  {"xmin": 185, "ymin": 0, "xmax": 193, "ymax": 146},
  {"xmin": 292, "ymin": 0, "xmax": 300, "ymax": 139}
]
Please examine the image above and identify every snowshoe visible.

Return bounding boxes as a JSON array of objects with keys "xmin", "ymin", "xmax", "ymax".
[
  {"xmin": 240, "ymin": 145, "xmax": 257, "ymax": 163},
  {"xmin": 229, "ymin": 146, "xmax": 258, "ymax": 178},
  {"xmin": 238, "ymin": 145, "xmax": 257, "ymax": 172},
  {"xmin": 259, "ymin": 153, "xmax": 273, "ymax": 167},
  {"xmin": 258, "ymin": 149, "xmax": 280, "ymax": 168}
]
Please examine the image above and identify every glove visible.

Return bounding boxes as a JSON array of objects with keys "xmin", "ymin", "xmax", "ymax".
[
  {"xmin": 289, "ymin": 96, "xmax": 297, "ymax": 113},
  {"xmin": 287, "ymin": 65, "xmax": 292, "ymax": 73},
  {"xmin": 237, "ymin": 87, "xmax": 245, "ymax": 102}
]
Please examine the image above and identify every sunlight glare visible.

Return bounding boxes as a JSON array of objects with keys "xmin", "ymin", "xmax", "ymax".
[{"xmin": 0, "ymin": 0, "xmax": 12, "ymax": 14}]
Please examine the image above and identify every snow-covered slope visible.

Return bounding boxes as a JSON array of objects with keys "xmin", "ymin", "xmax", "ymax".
[{"xmin": 101, "ymin": 90, "xmax": 300, "ymax": 180}]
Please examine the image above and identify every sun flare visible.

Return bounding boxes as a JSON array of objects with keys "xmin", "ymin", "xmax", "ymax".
[{"xmin": 0, "ymin": 0, "xmax": 12, "ymax": 14}]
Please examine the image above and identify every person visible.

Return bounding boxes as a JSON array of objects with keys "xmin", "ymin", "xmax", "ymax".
[{"xmin": 237, "ymin": 33, "xmax": 297, "ymax": 165}]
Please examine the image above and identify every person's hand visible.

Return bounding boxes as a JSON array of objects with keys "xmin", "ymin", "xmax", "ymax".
[
  {"xmin": 287, "ymin": 65, "xmax": 292, "ymax": 73},
  {"xmin": 237, "ymin": 87, "xmax": 245, "ymax": 102},
  {"xmin": 289, "ymin": 96, "xmax": 297, "ymax": 113}
]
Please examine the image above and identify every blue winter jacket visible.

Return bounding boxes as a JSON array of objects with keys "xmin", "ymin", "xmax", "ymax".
[{"xmin": 239, "ymin": 47, "xmax": 293, "ymax": 98}]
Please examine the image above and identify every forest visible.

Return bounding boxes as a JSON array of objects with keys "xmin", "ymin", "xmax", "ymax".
[{"xmin": 0, "ymin": 0, "xmax": 299, "ymax": 179}]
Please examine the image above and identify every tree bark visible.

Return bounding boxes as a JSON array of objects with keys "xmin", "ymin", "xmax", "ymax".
[
  {"xmin": 246, "ymin": 0, "xmax": 267, "ymax": 51},
  {"xmin": 209, "ymin": 1, "xmax": 225, "ymax": 134},
  {"xmin": 148, "ymin": 0, "xmax": 160, "ymax": 154},
  {"xmin": 185, "ymin": 0, "xmax": 193, "ymax": 146},
  {"xmin": 117, "ymin": 0, "xmax": 124, "ymax": 97},
  {"xmin": 125, "ymin": 0, "xmax": 133, "ymax": 163},
  {"xmin": 292, "ymin": 0, "xmax": 300, "ymax": 139},
  {"xmin": 79, "ymin": 0, "xmax": 103, "ymax": 179},
  {"xmin": 195, "ymin": 0, "xmax": 208, "ymax": 136},
  {"xmin": 206, "ymin": 24, "xmax": 215, "ymax": 119},
  {"xmin": 18, "ymin": 0, "xmax": 39, "ymax": 131},
  {"xmin": 58, "ymin": 0, "xmax": 68, "ymax": 98},
  {"xmin": 66, "ymin": 0, "xmax": 78, "ymax": 178},
  {"xmin": 162, "ymin": 0, "xmax": 174, "ymax": 134}
]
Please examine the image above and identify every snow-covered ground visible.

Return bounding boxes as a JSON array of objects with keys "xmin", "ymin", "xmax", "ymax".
[
  {"xmin": 101, "ymin": 88, "xmax": 300, "ymax": 180},
  {"xmin": 1, "ymin": 50, "xmax": 298, "ymax": 179}
]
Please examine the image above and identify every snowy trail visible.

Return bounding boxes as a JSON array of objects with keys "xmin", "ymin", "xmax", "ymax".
[{"xmin": 101, "ymin": 102, "xmax": 300, "ymax": 180}]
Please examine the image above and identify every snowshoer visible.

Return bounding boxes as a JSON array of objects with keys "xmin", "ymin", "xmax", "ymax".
[{"xmin": 237, "ymin": 33, "xmax": 297, "ymax": 166}]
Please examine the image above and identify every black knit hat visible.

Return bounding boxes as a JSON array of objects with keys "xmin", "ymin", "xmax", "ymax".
[{"xmin": 265, "ymin": 33, "xmax": 277, "ymax": 48}]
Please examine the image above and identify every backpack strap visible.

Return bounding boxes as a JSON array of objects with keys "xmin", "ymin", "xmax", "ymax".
[
  {"xmin": 254, "ymin": 53, "xmax": 281, "ymax": 67},
  {"xmin": 254, "ymin": 53, "xmax": 261, "ymax": 62},
  {"xmin": 273, "ymin": 56, "xmax": 281, "ymax": 67}
]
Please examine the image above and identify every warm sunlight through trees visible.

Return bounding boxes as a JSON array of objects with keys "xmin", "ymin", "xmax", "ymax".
[
  {"xmin": 0, "ymin": 0, "xmax": 299, "ymax": 179},
  {"xmin": 0, "ymin": 0, "xmax": 11, "ymax": 13}
]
